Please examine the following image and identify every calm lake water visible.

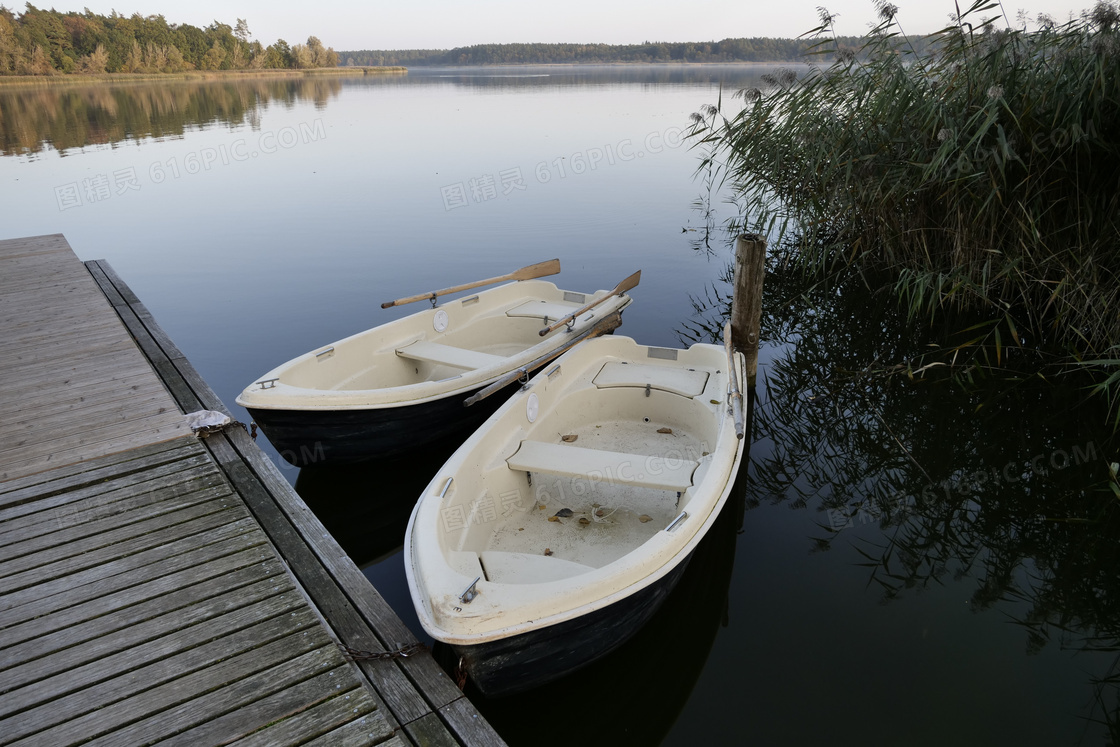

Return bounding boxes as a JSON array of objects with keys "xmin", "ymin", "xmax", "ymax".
[{"xmin": 2, "ymin": 67, "xmax": 1117, "ymax": 746}]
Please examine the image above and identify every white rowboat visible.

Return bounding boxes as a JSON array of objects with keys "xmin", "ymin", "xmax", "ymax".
[
  {"xmin": 405, "ymin": 334, "xmax": 746, "ymax": 695},
  {"xmin": 236, "ymin": 264, "xmax": 637, "ymax": 465}
]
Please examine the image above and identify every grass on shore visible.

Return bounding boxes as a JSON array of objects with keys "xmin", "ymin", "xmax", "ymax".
[{"xmin": 0, "ymin": 66, "xmax": 406, "ymax": 88}]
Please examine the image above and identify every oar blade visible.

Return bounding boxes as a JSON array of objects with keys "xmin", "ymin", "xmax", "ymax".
[
  {"xmin": 537, "ymin": 269, "xmax": 641, "ymax": 336},
  {"xmin": 616, "ymin": 269, "xmax": 641, "ymax": 294},
  {"xmin": 381, "ymin": 258, "xmax": 561, "ymax": 309},
  {"xmin": 510, "ymin": 258, "xmax": 561, "ymax": 281}
]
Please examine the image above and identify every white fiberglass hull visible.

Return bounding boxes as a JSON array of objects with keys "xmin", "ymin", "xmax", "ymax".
[
  {"xmin": 405, "ymin": 335, "xmax": 746, "ymax": 693},
  {"xmin": 236, "ymin": 280, "xmax": 631, "ymax": 464}
]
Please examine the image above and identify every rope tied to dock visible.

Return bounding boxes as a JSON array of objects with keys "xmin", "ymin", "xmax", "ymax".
[
  {"xmin": 338, "ymin": 641, "xmax": 427, "ymax": 662},
  {"xmin": 184, "ymin": 409, "xmax": 249, "ymax": 438}
]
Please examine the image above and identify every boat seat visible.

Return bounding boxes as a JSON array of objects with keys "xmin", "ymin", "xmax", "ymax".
[
  {"xmin": 505, "ymin": 300, "xmax": 583, "ymax": 321},
  {"xmin": 395, "ymin": 340, "xmax": 506, "ymax": 370},
  {"xmin": 593, "ymin": 361, "xmax": 709, "ymax": 398},
  {"xmin": 447, "ymin": 551, "xmax": 484, "ymax": 578},
  {"xmin": 480, "ymin": 551, "xmax": 594, "ymax": 584},
  {"xmin": 507, "ymin": 440, "xmax": 698, "ymax": 493}
]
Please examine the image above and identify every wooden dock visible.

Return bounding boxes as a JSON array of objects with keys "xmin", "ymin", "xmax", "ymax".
[{"xmin": 0, "ymin": 235, "xmax": 505, "ymax": 747}]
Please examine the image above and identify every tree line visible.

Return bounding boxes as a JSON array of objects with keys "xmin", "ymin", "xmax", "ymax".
[
  {"xmin": 338, "ymin": 37, "xmax": 934, "ymax": 66},
  {"xmin": 0, "ymin": 5, "xmax": 339, "ymax": 75}
]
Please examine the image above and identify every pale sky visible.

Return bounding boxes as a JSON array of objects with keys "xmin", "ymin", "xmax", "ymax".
[{"xmin": 61, "ymin": 1, "xmax": 1091, "ymax": 50}]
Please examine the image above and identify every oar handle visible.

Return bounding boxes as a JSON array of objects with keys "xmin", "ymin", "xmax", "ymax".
[
  {"xmin": 538, "ymin": 270, "xmax": 640, "ymax": 337},
  {"xmin": 464, "ymin": 312, "xmax": 623, "ymax": 406},
  {"xmin": 724, "ymin": 320, "xmax": 745, "ymax": 440},
  {"xmin": 381, "ymin": 259, "xmax": 560, "ymax": 309}
]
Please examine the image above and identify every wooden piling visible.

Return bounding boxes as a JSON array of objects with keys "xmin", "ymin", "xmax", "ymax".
[{"xmin": 730, "ymin": 233, "xmax": 767, "ymax": 388}]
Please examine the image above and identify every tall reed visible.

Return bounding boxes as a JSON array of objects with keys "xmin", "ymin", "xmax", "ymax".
[{"xmin": 691, "ymin": 1, "xmax": 1120, "ymax": 366}]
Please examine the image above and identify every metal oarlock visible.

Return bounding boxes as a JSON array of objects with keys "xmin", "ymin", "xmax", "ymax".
[
  {"xmin": 460, "ymin": 576, "xmax": 481, "ymax": 604},
  {"xmin": 666, "ymin": 511, "xmax": 689, "ymax": 532}
]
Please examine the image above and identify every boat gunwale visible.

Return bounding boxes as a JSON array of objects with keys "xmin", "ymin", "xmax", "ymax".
[
  {"xmin": 235, "ymin": 280, "xmax": 633, "ymax": 411},
  {"xmin": 405, "ymin": 336, "xmax": 746, "ymax": 646}
]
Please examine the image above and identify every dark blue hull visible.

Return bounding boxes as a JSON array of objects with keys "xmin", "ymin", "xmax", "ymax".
[
  {"xmin": 247, "ymin": 381, "xmax": 515, "ymax": 466},
  {"xmin": 439, "ymin": 554, "xmax": 694, "ymax": 698},
  {"xmin": 246, "ymin": 319, "xmax": 623, "ymax": 467}
]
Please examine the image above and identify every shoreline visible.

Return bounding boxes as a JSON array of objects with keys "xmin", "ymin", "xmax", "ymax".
[
  {"xmin": 350, "ymin": 60, "xmax": 799, "ymax": 69},
  {"xmin": 0, "ymin": 61, "xmax": 798, "ymax": 89},
  {"xmin": 0, "ymin": 66, "xmax": 407, "ymax": 89}
]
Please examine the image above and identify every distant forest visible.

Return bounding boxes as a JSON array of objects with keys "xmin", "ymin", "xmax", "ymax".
[
  {"xmin": 338, "ymin": 37, "xmax": 933, "ymax": 66},
  {"xmin": 0, "ymin": 5, "xmax": 339, "ymax": 75}
]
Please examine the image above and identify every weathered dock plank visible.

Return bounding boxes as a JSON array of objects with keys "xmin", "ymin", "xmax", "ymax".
[
  {"xmin": 0, "ymin": 438, "xmax": 190, "ymax": 506},
  {"xmin": 0, "ymin": 567, "xmax": 292, "ymax": 674},
  {"xmin": 0, "ymin": 235, "xmax": 189, "ymax": 483},
  {"xmin": 1, "ymin": 604, "xmax": 308, "ymax": 743},
  {"xmin": 1, "ymin": 589, "xmax": 314, "ymax": 705},
  {"xmin": 0, "ymin": 411, "xmax": 186, "ymax": 475},
  {"xmin": 0, "ymin": 235, "xmax": 503, "ymax": 747},
  {"xmin": 0, "ymin": 496, "xmax": 248, "ymax": 591},
  {"xmin": 405, "ymin": 713, "xmax": 464, "ymax": 747},
  {"xmin": 155, "ymin": 674, "xmax": 393, "ymax": 747},
  {"xmin": 303, "ymin": 719, "xmax": 409, "ymax": 747},
  {"xmin": 0, "ymin": 540, "xmax": 280, "ymax": 649},
  {"xmin": 84, "ymin": 257, "xmax": 506, "ymax": 745},
  {"xmin": 0, "ymin": 484, "xmax": 233, "ymax": 566},
  {"xmin": 0, "ymin": 460, "xmax": 221, "ymax": 543},
  {"xmin": 0, "ymin": 520, "xmax": 270, "ymax": 619},
  {"xmin": 225, "ymin": 688, "xmax": 384, "ymax": 747},
  {"xmin": 9, "ymin": 644, "xmax": 344, "ymax": 747},
  {"xmin": 0, "ymin": 455, "xmax": 395, "ymax": 747},
  {"xmin": 0, "ymin": 449, "xmax": 214, "ymax": 523}
]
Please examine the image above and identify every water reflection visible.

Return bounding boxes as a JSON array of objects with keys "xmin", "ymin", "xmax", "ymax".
[
  {"xmin": 679, "ymin": 229, "xmax": 1120, "ymax": 740},
  {"xmin": 295, "ymin": 430, "xmax": 464, "ymax": 567},
  {"xmin": 337, "ymin": 63, "xmax": 802, "ymax": 93},
  {"xmin": 0, "ymin": 64, "xmax": 783, "ymax": 157},
  {"xmin": 0, "ymin": 77, "xmax": 344, "ymax": 157}
]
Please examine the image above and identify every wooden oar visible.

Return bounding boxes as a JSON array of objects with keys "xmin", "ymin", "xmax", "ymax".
[
  {"xmin": 537, "ymin": 270, "xmax": 641, "ymax": 337},
  {"xmin": 724, "ymin": 320, "xmax": 745, "ymax": 440},
  {"xmin": 381, "ymin": 258, "xmax": 561, "ymax": 309},
  {"xmin": 464, "ymin": 311, "xmax": 623, "ymax": 407}
]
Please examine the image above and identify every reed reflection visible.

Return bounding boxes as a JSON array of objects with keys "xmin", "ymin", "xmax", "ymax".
[{"xmin": 678, "ymin": 226, "xmax": 1120, "ymax": 739}]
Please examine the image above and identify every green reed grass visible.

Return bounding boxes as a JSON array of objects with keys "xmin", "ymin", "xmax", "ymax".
[{"xmin": 690, "ymin": 1, "xmax": 1120, "ymax": 394}]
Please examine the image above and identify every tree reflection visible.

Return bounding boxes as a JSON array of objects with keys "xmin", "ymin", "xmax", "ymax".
[
  {"xmin": 679, "ymin": 226, "xmax": 1120, "ymax": 738},
  {"xmin": 0, "ymin": 77, "xmax": 343, "ymax": 156}
]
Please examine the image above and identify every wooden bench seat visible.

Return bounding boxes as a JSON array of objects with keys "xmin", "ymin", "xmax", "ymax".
[
  {"xmin": 505, "ymin": 300, "xmax": 583, "ymax": 321},
  {"xmin": 395, "ymin": 340, "xmax": 506, "ymax": 370},
  {"xmin": 506, "ymin": 440, "xmax": 699, "ymax": 493},
  {"xmin": 592, "ymin": 361, "xmax": 710, "ymax": 398},
  {"xmin": 480, "ymin": 551, "xmax": 594, "ymax": 584}
]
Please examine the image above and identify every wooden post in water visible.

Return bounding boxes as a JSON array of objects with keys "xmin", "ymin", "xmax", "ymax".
[{"xmin": 731, "ymin": 233, "xmax": 767, "ymax": 388}]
